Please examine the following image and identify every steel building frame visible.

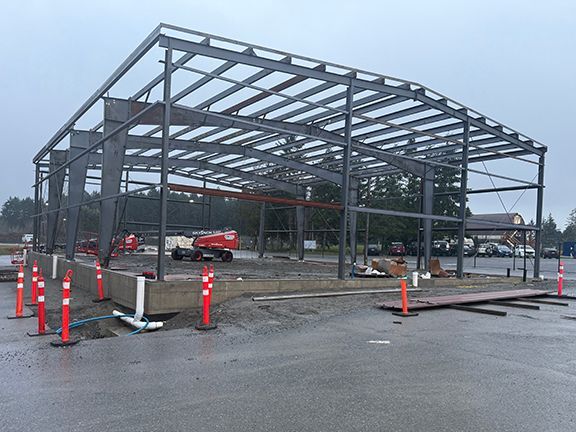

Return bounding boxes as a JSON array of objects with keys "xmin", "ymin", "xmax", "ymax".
[{"xmin": 32, "ymin": 23, "xmax": 547, "ymax": 280}]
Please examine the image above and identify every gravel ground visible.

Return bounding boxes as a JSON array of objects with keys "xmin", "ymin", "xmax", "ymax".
[
  {"xmin": 102, "ymin": 254, "xmax": 343, "ymax": 280},
  {"xmin": 161, "ymin": 279, "xmax": 557, "ymax": 336}
]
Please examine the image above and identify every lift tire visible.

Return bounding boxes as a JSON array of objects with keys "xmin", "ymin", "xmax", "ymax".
[
  {"xmin": 171, "ymin": 250, "xmax": 184, "ymax": 261},
  {"xmin": 192, "ymin": 250, "xmax": 203, "ymax": 261},
  {"xmin": 221, "ymin": 251, "xmax": 233, "ymax": 262}
]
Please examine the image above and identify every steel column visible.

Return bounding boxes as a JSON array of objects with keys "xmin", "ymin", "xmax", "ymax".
[
  {"xmin": 533, "ymin": 154, "xmax": 545, "ymax": 278},
  {"xmin": 98, "ymin": 99, "xmax": 130, "ymax": 266},
  {"xmin": 456, "ymin": 121, "xmax": 470, "ymax": 278},
  {"xmin": 348, "ymin": 179, "xmax": 359, "ymax": 265},
  {"xmin": 296, "ymin": 202, "xmax": 305, "ymax": 261},
  {"xmin": 65, "ymin": 131, "xmax": 91, "ymax": 260},
  {"xmin": 46, "ymin": 150, "xmax": 67, "ymax": 255},
  {"xmin": 258, "ymin": 202, "xmax": 266, "ymax": 258},
  {"xmin": 338, "ymin": 84, "xmax": 354, "ymax": 279},
  {"xmin": 157, "ymin": 44, "xmax": 173, "ymax": 281},
  {"xmin": 422, "ymin": 164, "xmax": 435, "ymax": 271},
  {"xmin": 32, "ymin": 164, "xmax": 40, "ymax": 252}
]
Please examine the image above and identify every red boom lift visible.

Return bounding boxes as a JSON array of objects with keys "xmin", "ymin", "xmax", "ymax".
[{"xmin": 170, "ymin": 230, "xmax": 239, "ymax": 262}]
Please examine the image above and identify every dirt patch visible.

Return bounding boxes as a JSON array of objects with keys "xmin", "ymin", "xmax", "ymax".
[
  {"xmin": 159, "ymin": 279, "xmax": 556, "ymax": 336},
  {"xmin": 45, "ymin": 300, "xmax": 117, "ymax": 340},
  {"xmin": 90, "ymin": 254, "xmax": 340, "ymax": 280}
]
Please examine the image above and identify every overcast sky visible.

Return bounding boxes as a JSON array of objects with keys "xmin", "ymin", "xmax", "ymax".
[{"xmin": 1, "ymin": 1, "xmax": 574, "ymax": 226}]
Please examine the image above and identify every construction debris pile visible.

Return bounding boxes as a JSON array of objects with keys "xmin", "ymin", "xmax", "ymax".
[
  {"xmin": 354, "ymin": 257, "xmax": 457, "ymax": 279},
  {"xmin": 429, "ymin": 258, "xmax": 456, "ymax": 278},
  {"xmin": 354, "ymin": 258, "xmax": 408, "ymax": 278}
]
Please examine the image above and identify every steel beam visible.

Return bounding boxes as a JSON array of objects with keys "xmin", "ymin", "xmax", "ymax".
[
  {"xmin": 99, "ymin": 99, "xmax": 129, "ymax": 266},
  {"xmin": 127, "ymin": 98, "xmax": 350, "ymax": 148},
  {"xmin": 46, "ymin": 150, "xmax": 67, "ymax": 254},
  {"xmin": 168, "ymin": 183, "xmax": 342, "ymax": 210},
  {"xmin": 158, "ymin": 45, "xmax": 173, "ymax": 281},
  {"xmin": 348, "ymin": 179, "xmax": 359, "ymax": 265},
  {"xmin": 296, "ymin": 198, "xmax": 305, "ymax": 261},
  {"xmin": 258, "ymin": 202, "xmax": 266, "ymax": 258},
  {"xmin": 65, "ymin": 130, "xmax": 91, "ymax": 260},
  {"xmin": 159, "ymin": 34, "xmax": 544, "ymax": 157},
  {"xmin": 533, "ymin": 154, "xmax": 545, "ymax": 278},
  {"xmin": 456, "ymin": 121, "xmax": 470, "ymax": 278},
  {"xmin": 120, "ymin": 134, "xmax": 342, "ymax": 184},
  {"xmin": 338, "ymin": 84, "xmax": 354, "ymax": 280},
  {"xmin": 34, "ymin": 25, "xmax": 161, "ymax": 163},
  {"xmin": 348, "ymin": 206, "xmax": 459, "ymax": 222},
  {"xmin": 422, "ymin": 165, "xmax": 435, "ymax": 271},
  {"xmin": 124, "ymin": 154, "xmax": 300, "ymax": 194},
  {"xmin": 32, "ymin": 165, "xmax": 40, "ymax": 252},
  {"xmin": 143, "ymin": 46, "xmax": 259, "ymax": 138}
]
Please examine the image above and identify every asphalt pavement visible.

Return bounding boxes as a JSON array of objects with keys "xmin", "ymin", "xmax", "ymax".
[{"xmin": 2, "ymin": 279, "xmax": 576, "ymax": 431}]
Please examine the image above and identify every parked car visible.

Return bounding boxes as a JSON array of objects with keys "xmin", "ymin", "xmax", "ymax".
[
  {"xmin": 514, "ymin": 245, "xmax": 536, "ymax": 257},
  {"xmin": 406, "ymin": 241, "xmax": 422, "ymax": 256},
  {"xmin": 432, "ymin": 240, "xmax": 450, "ymax": 256},
  {"xmin": 447, "ymin": 242, "xmax": 476, "ymax": 257},
  {"xmin": 463, "ymin": 244, "xmax": 477, "ymax": 257},
  {"xmin": 388, "ymin": 242, "xmax": 406, "ymax": 256},
  {"xmin": 365, "ymin": 244, "xmax": 380, "ymax": 256},
  {"xmin": 541, "ymin": 248, "xmax": 559, "ymax": 259},
  {"xmin": 494, "ymin": 244, "xmax": 513, "ymax": 258},
  {"xmin": 477, "ymin": 243, "xmax": 491, "ymax": 257}
]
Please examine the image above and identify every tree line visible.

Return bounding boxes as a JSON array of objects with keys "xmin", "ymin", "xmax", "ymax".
[{"xmin": 3, "ymin": 185, "xmax": 575, "ymax": 249}]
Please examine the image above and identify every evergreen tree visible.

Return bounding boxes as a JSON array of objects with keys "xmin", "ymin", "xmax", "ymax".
[
  {"xmin": 564, "ymin": 209, "xmax": 576, "ymax": 242},
  {"xmin": 541, "ymin": 213, "xmax": 562, "ymax": 247}
]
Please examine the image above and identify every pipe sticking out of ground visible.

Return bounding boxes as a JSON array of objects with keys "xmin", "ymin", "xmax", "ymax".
[
  {"xmin": 252, "ymin": 288, "xmax": 422, "ymax": 302},
  {"xmin": 113, "ymin": 276, "xmax": 164, "ymax": 330}
]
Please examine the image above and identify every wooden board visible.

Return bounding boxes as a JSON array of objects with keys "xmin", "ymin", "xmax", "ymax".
[{"xmin": 381, "ymin": 289, "xmax": 549, "ymax": 311}]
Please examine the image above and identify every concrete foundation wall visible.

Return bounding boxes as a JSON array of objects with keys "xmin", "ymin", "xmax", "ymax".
[{"xmin": 28, "ymin": 252, "xmax": 521, "ymax": 315}]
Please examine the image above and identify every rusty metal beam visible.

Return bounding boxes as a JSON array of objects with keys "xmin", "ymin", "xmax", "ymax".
[{"xmin": 168, "ymin": 183, "xmax": 342, "ymax": 210}]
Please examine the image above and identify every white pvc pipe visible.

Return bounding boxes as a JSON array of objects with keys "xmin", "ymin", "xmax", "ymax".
[
  {"xmin": 22, "ymin": 249, "xmax": 28, "ymax": 267},
  {"xmin": 134, "ymin": 276, "xmax": 145, "ymax": 321},
  {"xmin": 252, "ymin": 288, "xmax": 422, "ymax": 302},
  {"xmin": 52, "ymin": 255, "xmax": 58, "ymax": 279},
  {"xmin": 412, "ymin": 271, "xmax": 419, "ymax": 288},
  {"xmin": 112, "ymin": 310, "xmax": 164, "ymax": 330},
  {"xmin": 112, "ymin": 276, "xmax": 164, "ymax": 331}
]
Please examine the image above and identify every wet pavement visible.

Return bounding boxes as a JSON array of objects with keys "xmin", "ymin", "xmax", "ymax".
[{"xmin": 1, "ymin": 279, "xmax": 576, "ymax": 431}]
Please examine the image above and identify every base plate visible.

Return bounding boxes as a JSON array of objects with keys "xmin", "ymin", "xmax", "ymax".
[
  {"xmin": 27, "ymin": 330, "xmax": 56, "ymax": 337},
  {"xmin": 50, "ymin": 338, "xmax": 80, "ymax": 347},
  {"xmin": 392, "ymin": 311, "xmax": 419, "ymax": 317},
  {"xmin": 195, "ymin": 321, "xmax": 218, "ymax": 331},
  {"xmin": 92, "ymin": 297, "xmax": 111, "ymax": 303},
  {"xmin": 7, "ymin": 312, "xmax": 34, "ymax": 319}
]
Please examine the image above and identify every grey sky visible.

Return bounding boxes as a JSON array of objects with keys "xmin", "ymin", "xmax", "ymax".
[{"xmin": 1, "ymin": 0, "xmax": 574, "ymax": 226}]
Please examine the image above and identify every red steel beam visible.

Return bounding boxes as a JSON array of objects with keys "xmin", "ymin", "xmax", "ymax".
[{"xmin": 168, "ymin": 183, "xmax": 342, "ymax": 210}]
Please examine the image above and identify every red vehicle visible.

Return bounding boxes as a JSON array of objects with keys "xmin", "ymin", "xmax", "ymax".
[
  {"xmin": 10, "ymin": 248, "xmax": 24, "ymax": 265},
  {"xmin": 388, "ymin": 242, "xmax": 406, "ymax": 256},
  {"xmin": 117, "ymin": 234, "xmax": 139, "ymax": 252},
  {"xmin": 76, "ymin": 233, "xmax": 140, "ymax": 257},
  {"xmin": 171, "ymin": 230, "xmax": 239, "ymax": 262}
]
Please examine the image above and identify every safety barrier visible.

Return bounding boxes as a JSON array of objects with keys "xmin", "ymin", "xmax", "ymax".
[
  {"xmin": 92, "ymin": 260, "xmax": 110, "ymax": 303},
  {"xmin": 28, "ymin": 270, "xmax": 55, "ymax": 337},
  {"xmin": 558, "ymin": 262, "xmax": 564, "ymax": 296},
  {"xmin": 51, "ymin": 270, "xmax": 79, "ymax": 347},
  {"xmin": 7, "ymin": 264, "xmax": 33, "ymax": 319},
  {"xmin": 195, "ymin": 265, "xmax": 217, "ymax": 330},
  {"xmin": 25, "ymin": 260, "xmax": 38, "ymax": 306},
  {"xmin": 392, "ymin": 277, "xmax": 419, "ymax": 317}
]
